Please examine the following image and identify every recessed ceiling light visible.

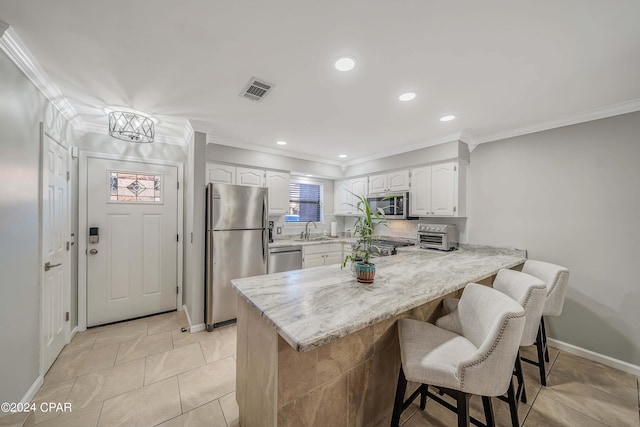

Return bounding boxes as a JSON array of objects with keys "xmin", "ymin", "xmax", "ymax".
[
  {"xmin": 305, "ymin": 174, "xmax": 313, "ymax": 177},
  {"xmin": 440, "ymin": 115, "xmax": 456, "ymax": 122},
  {"xmin": 276, "ymin": 140, "xmax": 287, "ymax": 145},
  {"xmin": 334, "ymin": 57, "xmax": 355, "ymax": 72},
  {"xmin": 339, "ymin": 154, "xmax": 347, "ymax": 158},
  {"xmin": 398, "ymin": 92, "xmax": 417, "ymax": 102}
]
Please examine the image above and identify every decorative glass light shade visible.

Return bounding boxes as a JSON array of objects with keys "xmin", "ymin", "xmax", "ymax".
[{"xmin": 108, "ymin": 111, "xmax": 154, "ymax": 143}]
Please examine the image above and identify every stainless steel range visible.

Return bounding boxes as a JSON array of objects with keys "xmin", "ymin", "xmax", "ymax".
[{"xmin": 353, "ymin": 238, "xmax": 415, "ymax": 257}]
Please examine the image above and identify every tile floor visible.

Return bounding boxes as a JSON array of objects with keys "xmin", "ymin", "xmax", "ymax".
[{"xmin": 1, "ymin": 311, "xmax": 639, "ymax": 426}]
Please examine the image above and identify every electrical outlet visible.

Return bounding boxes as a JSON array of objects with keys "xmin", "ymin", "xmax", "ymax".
[{"xmin": 276, "ymin": 227, "xmax": 282, "ymax": 234}]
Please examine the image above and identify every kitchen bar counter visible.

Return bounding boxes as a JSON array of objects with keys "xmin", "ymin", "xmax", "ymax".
[
  {"xmin": 232, "ymin": 244, "xmax": 526, "ymax": 351},
  {"xmin": 231, "ymin": 244, "xmax": 526, "ymax": 427}
]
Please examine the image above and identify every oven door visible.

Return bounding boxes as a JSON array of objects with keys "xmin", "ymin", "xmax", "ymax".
[{"xmin": 418, "ymin": 232, "xmax": 447, "ymax": 249}]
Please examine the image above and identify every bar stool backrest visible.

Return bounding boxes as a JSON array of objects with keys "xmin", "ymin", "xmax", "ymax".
[
  {"xmin": 522, "ymin": 260, "xmax": 570, "ymax": 317},
  {"xmin": 493, "ymin": 269, "xmax": 547, "ymax": 346},
  {"xmin": 457, "ymin": 283, "xmax": 526, "ymax": 396}
]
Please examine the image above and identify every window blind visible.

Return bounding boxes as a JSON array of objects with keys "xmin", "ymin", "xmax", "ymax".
[{"xmin": 287, "ymin": 182, "xmax": 322, "ymax": 222}]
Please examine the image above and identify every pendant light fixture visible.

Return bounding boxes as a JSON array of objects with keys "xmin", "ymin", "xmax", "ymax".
[{"xmin": 108, "ymin": 111, "xmax": 155, "ymax": 143}]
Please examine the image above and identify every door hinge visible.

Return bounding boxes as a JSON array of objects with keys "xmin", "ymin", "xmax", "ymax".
[
  {"xmin": 66, "ymin": 241, "xmax": 70, "ymax": 251},
  {"xmin": 66, "ymin": 171, "xmax": 70, "ymax": 181},
  {"xmin": 65, "ymin": 312, "xmax": 69, "ymax": 322},
  {"xmin": 177, "ymin": 234, "xmax": 179, "ymax": 242},
  {"xmin": 176, "ymin": 286, "xmax": 179, "ymax": 294},
  {"xmin": 454, "ymin": 165, "xmax": 457, "ymax": 172},
  {"xmin": 177, "ymin": 182, "xmax": 180, "ymax": 190},
  {"xmin": 453, "ymin": 206, "xmax": 457, "ymax": 212}
]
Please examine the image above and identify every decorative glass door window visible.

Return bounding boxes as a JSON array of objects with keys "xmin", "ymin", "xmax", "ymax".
[{"xmin": 109, "ymin": 171, "xmax": 162, "ymax": 202}]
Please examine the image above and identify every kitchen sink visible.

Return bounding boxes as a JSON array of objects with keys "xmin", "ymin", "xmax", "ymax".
[{"xmin": 293, "ymin": 236, "xmax": 334, "ymax": 242}]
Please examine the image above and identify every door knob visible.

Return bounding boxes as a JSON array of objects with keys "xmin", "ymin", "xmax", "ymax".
[
  {"xmin": 89, "ymin": 249, "xmax": 98, "ymax": 255},
  {"xmin": 44, "ymin": 262, "xmax": 62, "ymax": 271}
]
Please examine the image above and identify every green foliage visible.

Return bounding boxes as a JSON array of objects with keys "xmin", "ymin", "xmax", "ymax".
[{"xmin": 342, "ymin": 192, "xmax": 388, "ymax": 268}]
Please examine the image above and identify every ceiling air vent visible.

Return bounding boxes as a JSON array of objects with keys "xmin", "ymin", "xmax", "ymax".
[{"xmin": 240, "ymin": 77, "xmax": 275, "ymax": 101}]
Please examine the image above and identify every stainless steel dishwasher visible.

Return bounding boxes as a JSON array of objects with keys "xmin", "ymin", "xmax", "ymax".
[{"xmin": 268, "ymin": 246, "xmax": 302, "ymax": 273}]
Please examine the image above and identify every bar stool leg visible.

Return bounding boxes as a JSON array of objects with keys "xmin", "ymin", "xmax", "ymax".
[
  {"xmin": 506, "ymin": 379, "xmax": 520, "ymax": 427},
  {"xmin": 514, "ymin": 351, "xmax": 527, "ymax": 403},
  {"xmin": 420, "ymin": 384, "xmax": 428, "ymax": 410},
  {"xmin": 390, "ymin": 366, "xmax": 407, "ymax": 427},
  {"xmin": 456, "ymin": 392, "xmax": 470, "ymax": 427},
  {"xmin": 541, "ymin": 317, "xmax": 550, "ymax": 362},
  {"xmin": 535, "ymin": 325, "xmax": 547, "ymax": 386},
  {"xmin": 482, "ymin": 396, "xmax": 495, "ymax": 427}
]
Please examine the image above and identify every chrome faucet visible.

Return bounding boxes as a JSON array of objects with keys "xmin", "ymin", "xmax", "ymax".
[{"xmin": 304, "ymin": 221, "xmax": 317, "ymax": 240}]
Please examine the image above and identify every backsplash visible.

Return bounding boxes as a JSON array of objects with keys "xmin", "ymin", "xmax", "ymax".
[
  {"xmin": 269, "ymin": 214, "xmax": 345, "ymax": 238},
  {"xmin": 344, "ymin": 217, "xmax": 468, "ymax": 242}
]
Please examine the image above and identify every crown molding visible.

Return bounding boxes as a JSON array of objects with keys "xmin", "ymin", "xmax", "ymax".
[
  {"xmin": 0, "ymin": 27, "xmax": 84, "ymax": 130},
  {"xmin": 203, "ymin": 133, "xmax": 342, "ymax": 166},
  {"xmin": 0, "ymin": 20, "xmax": 9, "ymax": 38},
  {"xmin": 474, "ymin": 98, "xmax": 640, "ymax": 145}
]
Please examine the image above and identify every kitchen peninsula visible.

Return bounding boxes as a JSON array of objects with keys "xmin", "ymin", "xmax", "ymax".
[{"xmin": 231, "ymin": 245, "xmax": 526, "ymax": 427}]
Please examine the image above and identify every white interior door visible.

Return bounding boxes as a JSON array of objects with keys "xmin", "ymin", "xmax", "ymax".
[
  {"xmin": 86, "ymin": 158, "xmax": 178, "ymax": 327},
  {"xmin": 42, "ymin": 129, "xmax": 70, "ymax": 373}
]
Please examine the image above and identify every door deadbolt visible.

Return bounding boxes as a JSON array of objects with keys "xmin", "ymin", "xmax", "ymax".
[{"xmin": 89, "ymin": 249, "xmax": 98, "ymax": 255}]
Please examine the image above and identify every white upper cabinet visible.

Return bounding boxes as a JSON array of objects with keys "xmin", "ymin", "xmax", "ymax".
[
  {"xmin": 367, "ymin": 170, "xmax": 409, "ymax": 194},
  {"xmin": 387, "ymin": 170, "xmax": 410, "ymax": 192},
  {"xmin": 334, "ymin": 177, "xmax": 368, "ymax": 215},
  {"xmin": 410, "ymin": 161, "xmax": 467, "ymax": 217},
  {"xmin": 410, "ymin": 166, "xmax": 431, "ymax": 216},
  {"xmin": 236, "ymin": 167, "xmax": 265, "ymax": 187},
  {"xmin": 266, "ymin": 171, "xmax": 290, "ymax": 215},
  {"xmin": 334, "ymin": 180, "xmax": 351, "ymax": 215},
  {"xmin": 368, "ymin": 174, "xmax": 387, "ymax": 194},
  {"xmin": 350, "ymin": 177, "xmax": 368, "ymax": 203},
  {"xmin": 431, "ymin": 162, "xmax": 456, "ymax": 216},
  {"xmin": 206, "ymin": 163, "xmax": 236, "ymax": 185}
]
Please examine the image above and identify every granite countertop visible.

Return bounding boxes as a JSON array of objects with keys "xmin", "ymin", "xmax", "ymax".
[
  {"xmin": 268, "ymin": 237, "xmax": 353, "ymax": 248},
  {"xmin": 231, "ymin": 244, "xmax": 526, "ymax": 352}
]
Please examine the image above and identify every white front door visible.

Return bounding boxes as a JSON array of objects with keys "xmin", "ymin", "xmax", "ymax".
[
  {"xmin": 86, "ymin": 158, "xmax": 178, "ymax": 327},
  {"xmin": 42, "ymin": 129, "xmax": 70, "ymax": 373}
]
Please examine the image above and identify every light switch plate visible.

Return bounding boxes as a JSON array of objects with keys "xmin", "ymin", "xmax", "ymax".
[{"xmin": 276, "ymin": 227, "xmax": 282, "ymax": 234}]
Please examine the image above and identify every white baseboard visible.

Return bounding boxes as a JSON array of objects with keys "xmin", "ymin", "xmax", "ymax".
[
  {"xmin": 20, "ymin": 375, "xmax": 43, "ymax": 404},
  {"xmin": 548, "ymin": 338, "xmax": 640, "ymax": 376},
  {"xmin": 190, "ymin": 323, "xmax": 206, "ymax": 333},
  {"xmin": 69, "ymin": 326, "xmax": 79, "ymax": 341},
  {"xmin": 182, "ymin": 304, "xmax": 192, "ymax": 329}
]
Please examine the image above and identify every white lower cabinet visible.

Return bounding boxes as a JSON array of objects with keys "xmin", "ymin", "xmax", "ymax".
[{"xmin": 302, "ymin": 243, "xmax": 344, "ymax": 268}]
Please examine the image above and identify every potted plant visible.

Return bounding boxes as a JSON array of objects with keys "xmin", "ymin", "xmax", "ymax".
[{"xmin": 342, "ymin": 192, "xmax": 387, "ymax": 283}]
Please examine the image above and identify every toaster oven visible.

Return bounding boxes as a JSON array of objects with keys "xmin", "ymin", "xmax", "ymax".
[{"xmin": 417, "ymin": 224, "xmax": 458, "ymax": 251}]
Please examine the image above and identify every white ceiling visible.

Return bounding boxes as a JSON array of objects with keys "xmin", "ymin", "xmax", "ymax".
[{"xmin": 1, "ymin": 0, "xmax": 639, "ymax": 165}]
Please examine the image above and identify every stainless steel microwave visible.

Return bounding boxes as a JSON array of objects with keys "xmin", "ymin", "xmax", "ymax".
[{"xmin": 366, "ymin": 192, "xmax": 415, "ymax": 220}]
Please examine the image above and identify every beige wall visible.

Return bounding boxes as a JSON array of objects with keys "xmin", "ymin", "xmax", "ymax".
[
  {"xmin": 468, "ymin": 111, "xmax": 640, "ymax": 365},
  {"xmin": 0, "ymin": 49, "xmax": 75, "ymax": 403}
]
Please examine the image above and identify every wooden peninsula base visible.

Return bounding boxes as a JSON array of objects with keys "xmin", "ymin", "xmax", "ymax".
[{"xmin": 236, "ymin": 279, "xmax": 494, "ymax": 427}]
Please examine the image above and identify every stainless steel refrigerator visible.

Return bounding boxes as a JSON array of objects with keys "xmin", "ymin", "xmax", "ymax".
[{"xmin": 205, "ymin": 183, "xmax": 268, "ymax": 331}]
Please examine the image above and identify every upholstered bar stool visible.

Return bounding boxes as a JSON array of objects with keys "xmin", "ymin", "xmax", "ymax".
[
  {"xmin": 437, "ymin": 269, "xmax": 547, "ymax": 415},
  {"xmin": 391, "ymin": 283, "xmax": 525, "ymax": 427},
  {"xmin": 520, "ymin": 260, "xmax": 570, "ymax": 386}
]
